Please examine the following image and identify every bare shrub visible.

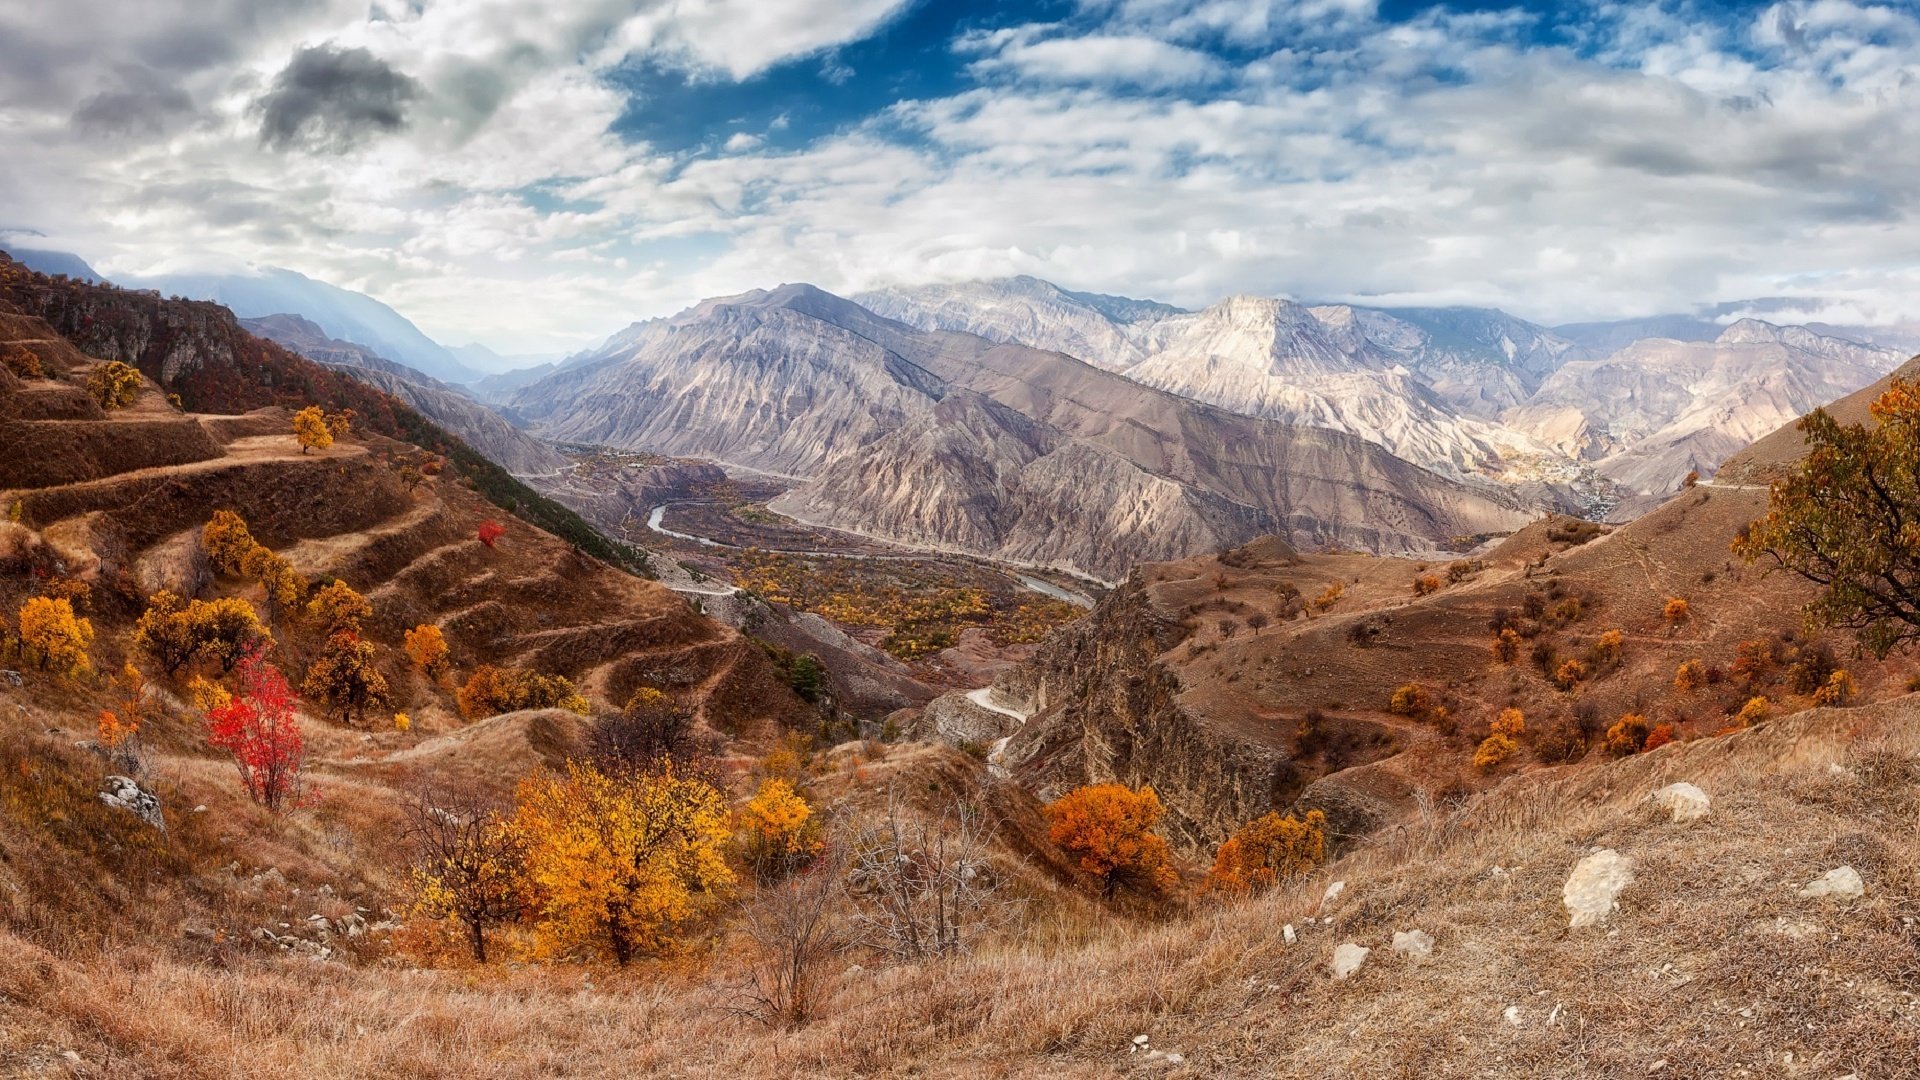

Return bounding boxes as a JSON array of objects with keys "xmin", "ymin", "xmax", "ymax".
[
  {"xmin": 847, "ymin": 793, "xmax": 1013, "ymax": 961},
  {"xmin": 728, "ymin": 846, "xmax": 852, "ymax": 1028}
]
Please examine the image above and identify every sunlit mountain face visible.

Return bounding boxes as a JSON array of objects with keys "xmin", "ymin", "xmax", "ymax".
[{"xmin": 5, "ymin": 1, "xmax": 1920, "ymax": 356}]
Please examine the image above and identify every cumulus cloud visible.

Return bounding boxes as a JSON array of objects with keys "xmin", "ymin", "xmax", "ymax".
[
  {"xmin": 256, "ymin": 43, "xmax": 421, "ymax": 151},
  {"xmin": 5, "ymin": 0, "xmax": 1920, "ymax": 352}
]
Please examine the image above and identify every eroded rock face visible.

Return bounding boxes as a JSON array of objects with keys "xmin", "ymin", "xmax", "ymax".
[
  {"xmin": 1563, "ymin": 849, "xmax": 1632, "ymax": 928},
  {"xmin": 998, "ymin": 578, "xmax": 1294, "ymax": 853}
]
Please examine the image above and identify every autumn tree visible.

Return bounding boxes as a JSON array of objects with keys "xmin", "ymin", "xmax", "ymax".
[
  {"xmin": 305, "ymin": 580, "xmax": 372, "ymax": 637},
  {"xmin": 1491, "ymin": 627, "xmax": 1521, "ymax": 664},
  {"xmin": 477, "ymin": 520, "xmax": 506, "ymax": 548},
  {"xmin": 1813, "ymin": 669, "xmax": 1856, "ymax": 706},
  {"xmin": 402, "ymin": 787, "xmax": 526, "ymax": 964},
  {"xmin": 190, "ymin": 597, "xmax": 272, "ymax": 672},
  {"xmin": 202, "ymin": 510, "xmax": 258, "ymax": 574},
  {"xmin": 510, "ymin": 762, "xmax": 734, "ymax": 964},
  {"xmin": 1412, "ymin": 574, "xmax": 1442, "ymax": 597},
  {"xmin": 589, "ymin": 687, "xmax": 704, "ymax": 773},
  {"xmin": 1734, "ymin": 378, "xmax": 1920, "ymax": 657},
  {"xmin": 1474, "ymin": 733, "xmax": 1519, "ymax": 769},
  {"xmin": 96, "ymin": 662, "xmax": 154, "ymax": 772},
  {"xmin": 84, "ymin": 360, "xmax": 141, "ymax": 409},
  {"xmin": 1043, "ymin": 784, "xmax": 1177, "ymax": 897},
  {"xmin": 1603, "ymin": 713, "xmax": 1651, "ymax": 756},
  {"xmin": 738, "ymin": 778, "xmax": 822, "ymax": 881},
  {"xmin": 1204, "ymin": 809, "xmax": 1326, "ymax": 894},
  {"xmin": 847, "ymin": 793, "xmax": 1006, "ymax": 960},
  {"xmin": 303, "ymin": 631, "xmax": 392, "ymax": 726},
  {"xmin": 18, "ymin": 596, "xmax": 93, "ymax": 676},
  {"xmin": 1663, "ymin": 597, "xmax": 1691, "ymax": 624},
  {"xmin": 404, "ymin": 623, "xmax": 448, "ymax": 676},
  {"xmin": 205, "ymin": 647, "xmax": 308, "ymax": 811},
  {"xmin": 1673, "ymin": 658, "xmax": 1706, "ymax": 695},
  {"xmin": 457, "ymin": 665, "xmax": 589, "ymax": 718},
  {"xmin": 293, "ymin": 405, "xmax": 334, "ymax": 453},
  {"xmin": 1387, "ymin": 683, "xmax": 1431, "ymax": 717},
  {"xmin": 1311, "ymin": 582, "xmax": 1345, "ymax": 613}
]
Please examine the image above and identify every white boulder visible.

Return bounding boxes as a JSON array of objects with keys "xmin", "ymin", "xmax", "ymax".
[
  {"xmin": 1323, "ymin": 880, "xmax": 1347, "ymax": 906},
  {"xmin": 1798, "ymin": 866, "xmax": 1864, "ymax": 900},
  {"xmin": 1330, "ymin": 942, "xmax": 1370, "ymax": 980},
  {"xmin": 1651, "ymin": 782, "xmax": 1711, "ymax": 822},
  {"xmin": 1391, "ymin": 929, "xmax": 1435, "ymax": 961},
  {"xmin": 1563, "ymin": 849, "xmax": 1633, "ymax": 928}
]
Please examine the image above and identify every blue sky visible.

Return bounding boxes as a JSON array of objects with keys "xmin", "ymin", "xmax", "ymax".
[{"xmin": 3, "ymin": 1, "xmax": 1919, "ymax": 352}]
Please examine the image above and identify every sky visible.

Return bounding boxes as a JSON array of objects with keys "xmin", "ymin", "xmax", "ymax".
[{"xmin": 2, "ymin": 0, "xmax": 1919, "ymax": 354}]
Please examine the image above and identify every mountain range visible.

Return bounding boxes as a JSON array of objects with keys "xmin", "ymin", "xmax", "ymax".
[
  {"xmin": 860, "ymin": 276, "xmax": 1910, "ymax": 502},
  {"xmin": 507, "ymin": 284, "xmax": 1534, "ymax": 579}
]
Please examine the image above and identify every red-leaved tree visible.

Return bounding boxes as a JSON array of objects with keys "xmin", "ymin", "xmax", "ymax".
[
  {"xmin": 206, "ymin": 646, "xmax": 309, "ymax": 812},
  {"xmin": 477, "ymin": 520, "xmax": 506, "ymax": 548}
]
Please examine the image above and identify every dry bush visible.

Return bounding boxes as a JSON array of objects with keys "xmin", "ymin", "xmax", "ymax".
[
  {"xmin": 848, "ymin": 793, "xmax": 1012, "ymax": 959},
  {"xmin": 727, "ymin": 849, "xmax": 852, "ymax": 1028}
]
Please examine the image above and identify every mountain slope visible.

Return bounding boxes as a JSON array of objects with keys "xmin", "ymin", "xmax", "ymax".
[
  {"xmin": 859, "ymin": 279, "xmax": 1585, "ymax": 478},
  {"xmin": 126, "ymin": 266, "xmax": 475, "ymax": 384},
  {"xmin": 242, "ymin": 314, "xmax": 569, "ymax": 477},
  {"xmin": 1510, "ymin": 320, "xmax": 1907, "ymax": 493},
  {"xmin": 514, "ymin": 285, "xmax": 1534, "ymax": 579}
]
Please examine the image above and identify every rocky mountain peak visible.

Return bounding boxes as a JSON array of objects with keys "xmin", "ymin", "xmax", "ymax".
[{"xmin": 1715, "ymin": 318, "xmax": 1785, "ymax": 345}]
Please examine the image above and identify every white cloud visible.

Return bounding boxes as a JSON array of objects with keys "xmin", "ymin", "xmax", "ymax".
[
  {"xmin": 963, "ymin": 26, "xmax": 1225, "ymax": 87},
  {"xmin": 7, "ymin": 0, "xmax": 1920, "ymax": 352}
]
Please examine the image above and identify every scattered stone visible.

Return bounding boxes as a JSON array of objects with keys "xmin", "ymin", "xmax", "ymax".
[
  {"xmin": 1564, "ymin": 849, "xmax": 1633, "ymax": 928},
  {"xmin": 1132, "ymin": 1034, "xmax": 1151, "ymax": 1049},
  {"xmin": 0, "ymin": 669, "xmax": 21, "ymax": 687},
  {"xmin": 1651, "ymin": 782, "xmax": 1710, "ymax": 823},
  {"xmin": 1391, "ymin": 929, "xmax": 1434, "ymax": 961},
  {"xmin": 1503, "ymin": 1006, "xmax": 1524, "ymax": 1027},
  {"xmin": 1283, "ymin": 923, "xmax": 1296, "ymax": 945},
  {"xmin": 1323, "ymin": 880, "xmax": 1347, "ymax": 906},
  {"xmin": 1798, "ymin": 866, "xmax": 1865, "ymax": 900},
  {"xmin": 1166, "ymin": 1053, "xmax": 1185, "ymax": 1065},
  {"xmin": 1330, "ymin": 942, "xmax": 1370, "ymax": 980},
  {"xmin": 98, "ymin": 775, "xmax": 164, "ymax": 830},
  {"xmin": 1648, "ymin": 1060, "xmax": 1669, "ymax": 1073}
]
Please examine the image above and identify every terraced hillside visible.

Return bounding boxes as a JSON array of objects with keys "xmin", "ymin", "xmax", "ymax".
[{"xmin": 0, "ymin": 292, "xmax": 810, "ymax": 746}]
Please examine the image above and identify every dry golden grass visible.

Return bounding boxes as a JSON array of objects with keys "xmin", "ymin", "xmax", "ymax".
[{"xmin": 4, "ymin": 695, "xmax": 1916, "ymax": 1078}]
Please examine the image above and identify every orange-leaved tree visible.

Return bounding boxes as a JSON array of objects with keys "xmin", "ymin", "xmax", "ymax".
[
  {"xmin": 458, "ymin": 665, "xmax": 589, "ymax": 718},
  {"xmin": 1043, "ymin": 783, "xmax": 1177, "ymax": 897},
  {"xmin": 1734, "ymin": 377, "xmax": 1920, "ymax": 658},
  {"xmin": 510, "ymin": 761, "xmax": 733, "ymax": 965},
  {"xmin": 403, "ymin": 623, "xmax": 449, "ymax": 676},
  {"xmin": 1204, "ymin": 808, "xmax": 1325, "ymax": 894}
]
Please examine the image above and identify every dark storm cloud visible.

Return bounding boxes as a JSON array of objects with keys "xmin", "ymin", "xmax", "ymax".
[
  {"xmin": 256, "ymin": 42, "xmax": 420, "ymax": 152},
  {"xmin": 71, "ymin": 73, "xmax": 194, "ymax": 137}
]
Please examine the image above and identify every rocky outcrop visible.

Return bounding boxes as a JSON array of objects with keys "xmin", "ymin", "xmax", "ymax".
[{"xmin": 996, "ymin": 576, "xmax": 1296, "ymax": 853}]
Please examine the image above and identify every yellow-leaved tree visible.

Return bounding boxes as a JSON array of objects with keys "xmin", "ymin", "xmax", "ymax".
[
  {"xmin": 84, "ymin": 360, "xmax": 141, "ymax": 410},
  {"xmin": 18, "ymin": 596, "xmax": 94, "ymax": 677},
  {"xmin": 511, "ymin": 762, "xmax": 733, "ymax": 965},
  {"xmin": 292, "ymin": 405, "xmax": 334, "ymax": 453},
  {"xmin": 738, "ymin": 777, "xmax": 821, "ymax": 880}
]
